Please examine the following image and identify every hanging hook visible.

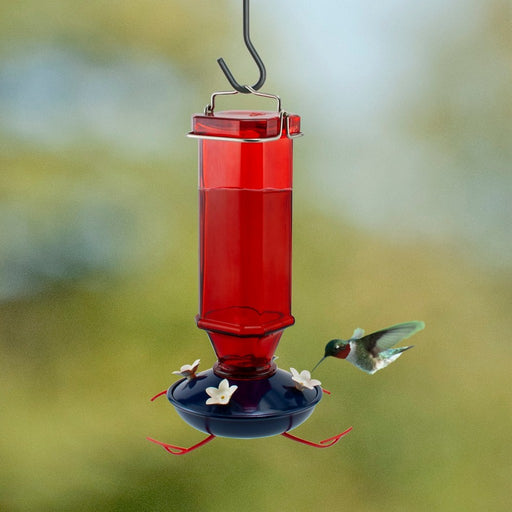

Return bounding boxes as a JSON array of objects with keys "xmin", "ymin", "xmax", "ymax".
[{"xmin": 217, "ymin": 0, "xmax": 266, "ymax": 93}]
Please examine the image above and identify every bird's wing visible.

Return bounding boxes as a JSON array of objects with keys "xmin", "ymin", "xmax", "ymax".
[
  {"xmin": 359, "ymin": 321, "xmax": 425, "ymax": 354},
  {"xmin": 351, "ymin": 327, "xmax": 365, "ymax": 340}
]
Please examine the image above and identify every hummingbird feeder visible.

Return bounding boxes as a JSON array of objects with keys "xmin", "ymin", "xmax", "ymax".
[{"xmin": 148, "ymin": 0, "xmax": 352, "ymax": 455}]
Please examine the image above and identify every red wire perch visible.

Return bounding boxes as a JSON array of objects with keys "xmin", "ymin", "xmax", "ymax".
[
  {"xmin": 148, "ymin": 389, "xmax": 216, "ymax": 454},
  {"xmin": 150, "ymin": 390, "xmax": 168, "ymax": 402},
  {"xmin": 281, "ymin": 426, "xmax": 353, "ymax": 448},
  {"xmin": 147, "ymin": 434, "xmax": 216, "ymax": 455}
]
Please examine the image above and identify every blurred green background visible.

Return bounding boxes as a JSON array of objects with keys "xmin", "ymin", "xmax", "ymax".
[{"xmin": 1, "ymin": 1, "xmax": 511, "ymax": 511}]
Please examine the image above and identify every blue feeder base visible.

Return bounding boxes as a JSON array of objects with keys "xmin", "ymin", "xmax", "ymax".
[{"xmin": 167, "ymin": 368, "xmax": 322, "ymax": 439}]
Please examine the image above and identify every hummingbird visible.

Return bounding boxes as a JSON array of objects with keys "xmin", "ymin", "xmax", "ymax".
[{"xmin": 312, "ymin": 321, "xmax": 425, "ymax": 374}]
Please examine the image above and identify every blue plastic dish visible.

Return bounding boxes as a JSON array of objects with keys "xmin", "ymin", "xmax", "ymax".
[{"xmin": 167, "ymin": 368, "xmax": 322, "ymax": 439}]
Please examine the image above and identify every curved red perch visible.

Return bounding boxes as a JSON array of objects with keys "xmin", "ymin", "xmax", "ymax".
[
  {"xmin": 147, "ymin": 434, "xmax": 216, "ymax": 455},
  {"xmin": 281, "ymin": 426, "xmax": 353, "ymax": 448},
  {"xmin": 150, "ymin": 390, "xmax": 168, "ymax": 402},
  {"xmin": 148, "ymin": 390, "xmax": 216, "ymax": 454}
]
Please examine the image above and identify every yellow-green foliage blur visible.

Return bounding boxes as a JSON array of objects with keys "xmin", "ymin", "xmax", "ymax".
[{"xmin": 1, "ymin": 1, "xmax": 510, "ymax": 511}]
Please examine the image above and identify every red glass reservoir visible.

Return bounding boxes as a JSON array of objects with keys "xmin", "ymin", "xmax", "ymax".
[{"xmin": 193, "ymin": 110, "xmax": 301, "ymax": 378}]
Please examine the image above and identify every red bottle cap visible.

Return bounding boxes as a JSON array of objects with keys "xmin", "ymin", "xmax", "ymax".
[{"xmin": 191, "ymin": 110, "xmax": 301, "ymax": 140}]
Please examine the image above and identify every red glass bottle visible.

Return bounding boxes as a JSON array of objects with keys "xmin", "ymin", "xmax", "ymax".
[{"xmin": 193, "ymin": 110, "xmax": 301, "ymax": 378}]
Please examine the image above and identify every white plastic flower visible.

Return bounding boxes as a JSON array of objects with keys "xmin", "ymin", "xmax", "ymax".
[
  {"xmin": 205, "ymin": 379, "xmax": 238, "ymax": 405},
  {"xmin": 290, "ymin": 368, "xmax": 322, "ymax": 391},
  {"xmin": 172, "ymin": 359, "xmax": 200, "ymax": 380}
]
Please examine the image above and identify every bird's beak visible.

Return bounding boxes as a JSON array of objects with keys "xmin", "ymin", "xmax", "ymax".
[{"xmin": 311, "ymin": 356, "xmax": 326, "ymax": 373}]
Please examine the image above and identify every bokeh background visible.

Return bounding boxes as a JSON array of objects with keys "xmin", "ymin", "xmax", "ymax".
[{"xmin": 1, "ymin": 1, "xmax": 511, "ymax": 510}]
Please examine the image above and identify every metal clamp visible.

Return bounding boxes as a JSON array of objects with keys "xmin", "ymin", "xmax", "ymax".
[{"xmin": 187, "ymin": 87, "xmax": 303, "ymax": 143}]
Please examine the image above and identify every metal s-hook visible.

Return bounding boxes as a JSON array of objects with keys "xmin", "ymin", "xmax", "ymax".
[{"xmin": 217, "ymin": 0, "xmax": 266, "ymax": 93}]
